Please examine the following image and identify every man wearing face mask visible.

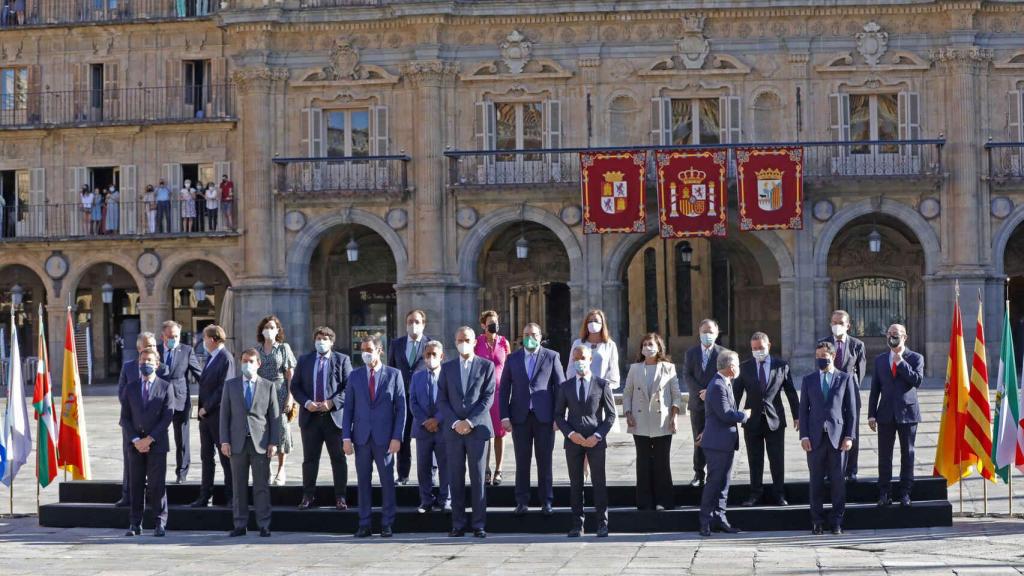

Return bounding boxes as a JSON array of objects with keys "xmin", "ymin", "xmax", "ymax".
[
  {"xmin": 342, "ymin": 335, "xmax": 406, "ymax": 538},
  {"xmin": 556, "ymin": 344, "xmax": 616, "ymax": 538},
  {"xmin": 868, "ymin": 323, "xmax": 924, "ymax": 508},
  {"xmin": 698, "ymin": 350, "xmax": 751, "ymax": 537},
  {"xmin": 409, "ymin": 341, "xmax": 450, "ymax": 513},
  {"xmin": 437, "ymin": 327, "xmax": 495, "ymax": 538},
  {"xmin": 221, "ymin": 349, "xmax": 280, "ymax": 538},
  {"xmin": 733, "ymin": 332, "xmax": 799, "ymax": 507},
  {"xmin": 388, "ymin": 310, "xmax": 432, "ymax": 484},
  {"xmin": 115, "ymin": 332, "xmax": 158, "ymax": 507},
  {"xmin": 121, "ymin": 349, "xmax": 174, "ymax": 537},
  {"xmin": 682, "ymin": 318, "xmax": 730, "ymax": 487},
  {"xmin": 800, "ymin": 341, "xmax": 856, "ymax": 535},
  {"xmin": 292, "ymin": 327, "xmax": 353, "ymax": 511},
  {"xmin": 499, "ymin": 323, "xmax": 566, "ymax": 516},
  {"xmin": 819, "ymin": 310, "xmax": 866, "ymax": 481},
  {"xmin": 157, "ymin": 320, "xmax": 202, "ymax": 484},
  {"xmin": 190, "ymin": 325, "xmax": 236, "ymax": 508}
]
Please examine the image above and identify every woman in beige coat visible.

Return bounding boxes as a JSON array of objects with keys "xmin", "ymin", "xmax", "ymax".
[{"xmin": 623, "ymin": 333, "xmax": 683, "ymax": 510}]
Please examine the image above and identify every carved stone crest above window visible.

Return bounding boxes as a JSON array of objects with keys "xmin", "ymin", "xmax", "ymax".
[
  {"xmin": 500, "ymin": 30, "xmax": 533, "ymax": 75},
  {"xmin": 856, "ymin": 22, "xmax": 888, "ymax": 67},
  {"xmin": 294, "ymin": 38, "xmax": 400, "ymax": 88},
  {"xmin": 677, "ymin": 15, "xmax": 710, "ymax": 70}
]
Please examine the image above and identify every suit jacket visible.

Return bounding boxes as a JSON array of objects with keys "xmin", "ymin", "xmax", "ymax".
[
  {"xmin": 621, "ymin": 361, "xmax": 683, "ymax": 437},
  {"xmin": 117, "ymin": 359, "xmax": 140, "ymax": 426},
  {"xmin": 409, "ymin": 369, "xmax": 442, "ymax": 440},
  {"xmin": 291, "ymin": 349, "xmax": 352, "ymax": 429},
  {"xmin": 156, "ymin": 342, "xmax": 202, "ymax": 412},
  {"xmin": 196, "ymin": 347, "xmax": 235, "ymax": 416},
  {"xmin": 220, "ymin": 375, "xmax": 281, "ymax": 454},
  {"xmin": 388, "ymin": 335, "xmax": 432, "ymax": 391},
  {"xmin": 499, "ymin": 346, "xmax": 565, "ymax": 424},
  {"xmin": 868, "ymin": 349, "xmax": 924, "ymax": 424},
  {"xmin": 733, "ymin": 356, "xmax": 799, "ymax": 432},
  {"xmin": 799, "ymin": 370, "xmax": 857, "ymax": 450},
  {"xmin": 120, "ymin": 375, "xmax": 174, "ymax": 452},
  {"xmin": 682, "ymin": 343, "xmax": 729, "ymax": 412},
  {"xmin": 437, "ymin": 355, "xmax": 495, "ymax": 439},
  {"xmin": 342, "ymin": 364, "xmax": 406, "ymax": 445},
  {"xmin": 701, "ymin": 373, "xmax": 748, "ymax": 451},
  {"xmin": 554, "ymin": 374, "xmax": 616, "ymax": 446},
  {"xmin": 821, "ymin": 335, "xmax": 866, "ymax": 386}
]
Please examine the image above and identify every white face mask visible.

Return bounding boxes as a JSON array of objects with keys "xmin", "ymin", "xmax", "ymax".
[
  {"xmin": 641, "ymin": 344, "xmax": 658, "ymax": 358},
  {"xmin": 587, "ymin": 321, "xmax": 603, "ymax": 335},
  {"xmin": 240, "ymin": 362, "xmax": 257, "ymax": 379},
  {"xmin": 574, "ymin": 359, "xmax": 590, "ymax": 375},
  {"xmin": 315, "ymin": 340, "xmax": 332, "ymax": 355},
  {"xmin": 456, "ymin": 342, "xmax": 474, "ymax": 357},
  {"xmin": 361, "ymin": 351, "xmax": 377, "ymax": 366},
  {"xmin": 752, "ymin": 349, "xmax": 768, "ymax": 362},
  {"xmin": 407, "ymin": 323, "xmax": 424, "ymax": 338},
  {"xmin": 831, "ymin": 324, "xmax": 847, "ymax": 338},
  {"xmin": 700, "ymin": 333, "xmax": 716, "ymax": 347},
  {"xmin": 262, "ymin": 328, "xmax": 278, "ymax": 342},
  {"xmin": 424, "ymin": 356, "xmax": 441, "ymax": 370}
]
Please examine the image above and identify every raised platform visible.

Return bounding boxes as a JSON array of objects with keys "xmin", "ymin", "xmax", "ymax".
[{"xmin": 39, "ymin": 477, "xmax": 951, "ymax": 533}]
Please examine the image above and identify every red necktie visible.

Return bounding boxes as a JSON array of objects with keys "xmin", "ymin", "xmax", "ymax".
[
  {"xmin": 369, "ymin": 368, "xmax": 377, "ymax": 402},
  {"xmin": 891, "ymin": 357, "xmax": 898, "ymax": 377}
]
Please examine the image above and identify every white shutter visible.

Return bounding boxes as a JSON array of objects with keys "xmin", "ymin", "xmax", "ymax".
[
  {"xmin": 120, "ymin": 164, "xmax": 137, "ymax": 234},
  {"xmin": 309, "ymin": 107, "xmax": 324, "ymax": 157},
  {"xmin": 543, "ymin": 99, "xmax": 561, "ymax": 149},
  {"xmin": 651, "ymin": 97, "xmax": 669, "ymax": 145},
  {"xmin": 69, "ymin": 167, "xmax": 88, "ymax": 235},
  {"xmin": 719, "ymin": 95, "xmax": 741, "ymax": 144},
  {"xmin": 898, "ymin": 91, "xmax": 920, "ymax": 158},
  {"xmin": 475, "ymin": 100, "xmax": 496, "ymax": 150},
  {"xmin": 830, "ymin": 93, "xmax": 851, "ymax": 141},
  {"xmin": 1010, "ymin": 91, "xmax": 1023, "ymax": 142},
  {"xmin": 29, "ymin": 168, "xmax": 45, "ymax": 237},
  {"xmin": 214, "ymin": 161, "xmax": 231, "ymax": 181},
  {"xmin": 163, "ymin": 163, "xmax": 182, "ymax": 193},
  {"xmin": 370, "ymin": 105, "xmax": 389, "ymax": 156}
]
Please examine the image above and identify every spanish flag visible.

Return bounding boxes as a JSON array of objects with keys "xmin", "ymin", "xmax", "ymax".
[
  {"xmin": 934, "ymin": 286, "xmax": 976, "ymax": 485},
  {"xmin": 964, "ymin": 294, "xmax": 995, "ymax": 481},
  {"xmin": 57, "ymin": 307, "xmax": 90, "ymax": 480}
]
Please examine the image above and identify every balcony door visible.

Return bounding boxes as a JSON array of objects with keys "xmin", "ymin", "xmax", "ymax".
[
  {"xmin": 184, "ymin": 60, "xmax": 210, "ymax": 118},
  {"xmin": 475, "ymin": 100, "xmax": 561, "ymax": 185},
  {"xmin": 830, "ymin": 92, "xmax": 920, "ymax": 176}
]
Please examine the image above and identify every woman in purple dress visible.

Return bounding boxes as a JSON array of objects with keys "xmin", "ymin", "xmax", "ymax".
[{"xmin": 474, "ymin": 309, "xmax": 510, "ymax": 485}]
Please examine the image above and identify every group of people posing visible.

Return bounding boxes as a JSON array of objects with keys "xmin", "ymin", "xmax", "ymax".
[{"xmin": 115, "ymin": 307, "xmax": 924, "ymax": 540}]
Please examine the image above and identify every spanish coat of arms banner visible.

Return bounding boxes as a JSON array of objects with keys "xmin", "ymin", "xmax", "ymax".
[
  {"xmin": 580, "ymin": 150, "xmax": 647, "ymax": 234},
  {"xmin": 656, "ymin": 149, "xmax": 728, "ymax": 238},
  {"xmin": 735, "ymin": 146, "xmax": 804, "ymax": 231}
]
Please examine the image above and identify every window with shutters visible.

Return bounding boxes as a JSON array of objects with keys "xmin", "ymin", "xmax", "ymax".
[
  {"xmin": 0, "ymin": 68, "xmax": 28, "ymax": 124},
  {"xmin": 830, "ymin": 91, "xmax": 919, "ymax": 175},
  {"xmin": 838, "ymin": 277, "xmax": 907, "ymax": 338},
  {"xmin": 495, "ymin": 101, "xmax": 543, "ymax": 161},
  {"xmin": 849, "ymin": 94, "xmax": 899, "ymax": 154},
  {"xmin": 325, "ymin": 109, "xmax": 370, "ymax": 159},
  {"xmin": 669, "ymin": 98, "xmax": 720, "ymax": 145}
]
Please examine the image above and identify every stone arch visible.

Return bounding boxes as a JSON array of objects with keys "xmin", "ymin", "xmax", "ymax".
[
  {"xmin": 286, "ymin": 207, "xmax": 409, "ymax": 289},
  {"xmin": 153, "ymin": 252, "xmax": 238, "ymax": 298},
  {"xmin": 992, "ymin": 202, "xmax": 1024, "ymax": 277},
  {"xmin": 65, "ymin": 251, "xmax": 147, "ymax": 298},
  {"xmin": 814, "ymin": 198, "xmax": 940, "ymax": 277},
  {"xmin": 0, "ymin": 256, "xmax": 52, "ymax": 300}
]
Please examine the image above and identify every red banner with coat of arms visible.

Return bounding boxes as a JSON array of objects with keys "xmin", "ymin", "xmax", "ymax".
[
  {"xmin": 735, "ymin": 147, "xmax": 804, "ymax": 231},
  {"xmin": 580, "ymin": 151, "xmax": 647, "ymax": 234},
  {"xmin": 656, "ymin": 149, "xmax": 728, "ymax": 238}
]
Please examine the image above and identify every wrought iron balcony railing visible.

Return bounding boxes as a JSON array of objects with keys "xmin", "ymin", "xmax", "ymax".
[
  {"xmin": 0, "ymin": 0, "xmax": 217, "ymax": 28},
  {"xmin": 0, "ymin": 83, "xmax": 235, "ymax": 129},
  {"xmin": 985, "ymin": 142, "xmax": 1024, "ymax": 183},
  {"xmin": 274, "ymin": 155, "xmax": 411, "ymax": 199},
  {"xmin": 445, "ymin": 139, "xmax": 945, "ymax": 188}
]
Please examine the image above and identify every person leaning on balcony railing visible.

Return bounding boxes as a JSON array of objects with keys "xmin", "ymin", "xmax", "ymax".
[
  {"xmin": 180, "ymin": 179, "xmax": 197, "ymax": 233},
  {"xmin": 219, "ymin": 174, "xmax": 235, "ymax": 230},
  {"xmin": 80, "ymin": 185, "xmax": 94, "ymax": 235},
  {"xmin": 194, "ymin": 181, "xmax": 207, "ymax": 233},
  {"xmin": 143, "ymin": 185, "xmax": 157, "ymax": 234},
  {"xmin": 105, "ymin": 184, "xmax": 120, "ymax": 235},
  {"xmin": 155, "ymin": 180, "xmax": 172, "ymax": 233},
  {"xmin": 204, "ymin": 183, "xmax": 219, "ymax": 231}
]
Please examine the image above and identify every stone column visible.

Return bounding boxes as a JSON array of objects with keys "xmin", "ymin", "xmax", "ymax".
[{"xmin": 45, "ymin": 302, "xmax": 68, "ymax": 394}]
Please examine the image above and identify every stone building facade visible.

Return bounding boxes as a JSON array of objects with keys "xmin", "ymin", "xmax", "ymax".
[{"xmin": 2, "ymin": 0, "xmax": 1024, "ymax": 383}]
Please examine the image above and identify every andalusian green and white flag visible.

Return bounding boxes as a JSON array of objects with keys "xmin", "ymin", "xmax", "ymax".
[{"xmin": 992, "ymin": 302, "xmax": 1023, "ymax": 483}]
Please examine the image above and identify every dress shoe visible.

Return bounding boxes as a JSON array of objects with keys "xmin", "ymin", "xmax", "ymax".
[
  {"xmin": 846, "ymin": 474, "xmax": 858, "ymax": 483},
  {"xmin": 473, "ymin": 529, "xmax": 487, "ymax": 538},
  {"xmin": 541, "ymin": 505, "xmax": 554, "ymax": 516},
  {"xmin": 335, "ymin": 497, "xmax": 348, "ymax": 511},
  {"xmin": 153, "ymin": 526, "xmax": 166, "ymax": 537},
  {"xmin": 354, "ymin": 527, "xmax": 372, "ymax": 538},
  {"xmin": 175, "ymin": 475, "xmax": 186, "ymax": 485},
  {"xmin": 448, "ymin": 529, "xmax": 466, "ymax": 537},
  {"xmin": 878, "ymin": 494, "xmax": 892, "ymax": 507},
  {"xmin": 831, "ymin": 526, "xmax": 843, "ymax": 535},
  {"xmin": 259, "ymin": 528, "xmax": 271, "ymax": 537},
  {"xmin": 689, "ymin": 475, "xmax": 705, "ymax": 487},
  {"xmin": 396, "ymin": 476, "xmax": 409, "ymax": 486},
  {"xmin": 713, "ymin": 522, "xmax": 741, "ymax": 534},
  {"xmin": 513, "ymin": 504, "xmax": 528, "ymax": 516},
  {"xmin": 811, "ymin": 524, "xmax": 823, "ymax": 535},
  {"xmin": 443, "ymin": 502, "xmax": 452, "ymax": 512},
  {"xmin": 596, "ymin": 525, "xmax": 609, "ymax": 538},
  {"xmin": 655, "ymin": 504, "xmax": 666, "ymax": 512},
  {"xmin": 741, "ymin": 496, "xmax": 759, "ymax": 507},
  {"xmin": 228, "ymin": 528, "xmax": 247, "ymax": 537},
  {"xmin": 417, "ymin": 505, "xmax": 430, "ymax": 514},
  {"xmin": 567, "ymin": 527, "xmax": 582, "ymax": 538},
  {"xmin": 189, "ymin": 496, "xmax": 211, "ymax": 508},
  {"xmin": 900, "ymin": 495, "xmax": 912, "ymax": 507},
  {"xmin": 381, "ymin": 525, "xmax": 393, "ymax": 538},
  {"xmin": 699, "ymin": 525, "xmax": 712, "ymax": 537},
  {"xmin": 124, "ymin": 525, "xmax": 141, "ymax": 537},
  {"xmin": 298, "ymin": 496, "xmax": 315, "ymax": 510},
  {"xmin": 114, "ymin": 498, "xmax": 130, "ymax": 508},
  {"xmin": 775, "ymin": 497, "xmax": 789, "ymax": 506}
]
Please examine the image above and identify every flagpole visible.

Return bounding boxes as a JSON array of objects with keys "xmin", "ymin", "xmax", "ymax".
[{"xmin": 956, "ymin": 279, "xmax": 964, "ymax": 516}]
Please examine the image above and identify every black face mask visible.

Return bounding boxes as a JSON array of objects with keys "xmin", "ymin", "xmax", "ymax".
[
  {"xmin": 486, "ymin": 323, "xmax": 499, "ymax": 334},
  {"xmin": 887, "ymin": 335, "xmax": 902, "ymax": 349}
]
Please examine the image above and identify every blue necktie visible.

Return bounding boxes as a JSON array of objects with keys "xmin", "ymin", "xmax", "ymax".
[
  {"xmin": 428, "ymin": 372, "xmax": 437, "ymax": 409},
  {"xmin": 821, "ymin": 372, "xmax": 830, "ymax": 400},
  {"xmin": 141, "ymin": 378, "xmax": 150, "ymax": 409},
  {"xmin": 315, "ymin": 356, "xmax": 326, "ymax": 403},
  {"xmin": 527, "ymin": 353, "xmax": 537, "ymax": 380},
  {"xmin": 245, "ymin": 380, "xmax": 254, "ymax": 410},
  {"xmin": 165, "ymin": 348, "xmax": 173, "ymax": 366}
]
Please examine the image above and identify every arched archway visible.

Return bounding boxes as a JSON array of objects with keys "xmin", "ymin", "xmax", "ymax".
[
  {"xmin": 996, "ymin": 212, "xmax": 1024, "ymax": 370},
  {"xmin": 72, "ymin": 262, "xmax": 141, "ymax": 381},
  {"xmin": 162, "ymin": 259, "xmax": 233, "ymax": 350},
  {"xmin": 0, "ymin": 264, "xmax": 48, "ymax": 357}
]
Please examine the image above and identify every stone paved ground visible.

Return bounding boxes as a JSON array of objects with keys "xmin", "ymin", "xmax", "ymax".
[{"xmin": 2, "ymin": 378, "xmax": 1023, "ymax": 574}]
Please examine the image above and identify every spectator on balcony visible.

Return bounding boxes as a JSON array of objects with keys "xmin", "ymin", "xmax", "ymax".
[
  {"xmin": 194, "ymin": 181, "xmax": 207, "ymax": 232},
  {"xmin": 1, "ymin": 1, "xmax": 10, "ymax": 28},
  {"xmin": 204, "ymin": 183, "xmax": 219, "ymax": 231},
  {"xmin": 105, "ymin": 184, "xmax": 120, "ymax": 235},
  {"xmin": 0, "ymin": 193, "xmax": 6, "ymax": 238},
  {"xmin": 175, "ymin": 0, "xmax": 186, "ymax": 17},
  {"xmin": 155, "ymin": 179, "xmax": 171, "ymax": 233},
  {"xmin": 97, "ymin": 185, "xmax": 109, "ymax": 235},
  {"xmin": 12, "ymin": 0, "xmax": 22, "ymax": 25},
  {"xmin": 80, "ymin": 185, "xmax": 95, "ymax": 235},
  {"xmin": 143, "ymin": 185, "xmax": 157, "ymax": 234},
  {"xmin": 90, "ymin": 187, "xmax": 104, "ymax": 236},
  {"xmin": 180, "ymin": 179, "xmax": 197, "ymax": 233},
  {"xmin": 219, "ymin": 174, "xmax": 234, "ymax": 230},
  {"xmin": 196, "ymin": 0, "xmax": 209, "ymax": 17}
]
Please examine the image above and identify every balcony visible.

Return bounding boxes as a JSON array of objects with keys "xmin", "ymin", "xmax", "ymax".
[
  {"xmin": 0, "ymin": 201, "xmax": 238, "ymax": 242},
  {"xmin": 446, "ymin": 139, "xmax": 945, "ymax": 190},
  {"xmin": 274, "ymin": 156, "xmax": 411, "ymax": 201},
  {"xmin": 986, "ymin": 142, "xmax": 1024, "ymax": 185},
  {"xmin": 0, "ymin": 83, "xmax": 235, "ymax": 129},
  {"xmin": 0, "ymin": 0, "xmax": 217, "ymax": 28}
]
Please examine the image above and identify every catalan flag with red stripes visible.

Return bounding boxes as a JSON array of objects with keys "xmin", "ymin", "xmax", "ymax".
[{"xmin": 965, "ymin": 295, "xmax": 995, "ymax": 481}]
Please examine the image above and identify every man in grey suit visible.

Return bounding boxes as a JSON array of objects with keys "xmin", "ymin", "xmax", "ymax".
[
  {"xmin": 220, "ymin": 348, "xmax": 281, "ymax": 538},
  {"xmin": 820, "ymin": 309, "xmax": 866, "ymax": 481},
  {"xmin": 437, "ymin": 326, "xmax": 495, "ymax": 538},
  {"xmin": 157, "ymin": 320, "xmax": 202, "ymax": 484},
  {"xmin": 800, "ymin": 341, "xmax": 857, "ymax": 535},
  {"xmin": 698, "ymin": 350, "xmax": 751, "ymax": 537},
  {"xmin": 682, "ymin": 318, "xmax": 730, "ymax": 487}
]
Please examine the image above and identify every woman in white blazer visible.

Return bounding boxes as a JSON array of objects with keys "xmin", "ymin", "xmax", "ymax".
[{"xmin": 623, "ymin": 332, "xmax": 683, "ymax": 510}]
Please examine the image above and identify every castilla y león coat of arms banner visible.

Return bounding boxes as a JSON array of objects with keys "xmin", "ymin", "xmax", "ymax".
[
  {"xmin": 580, "ymin": 151, "xmax": 647, "ymax": 234},
  {"xmin": 735, "ymin": 147, "xmax": 804, "ymax": 230},
  {"xmin": 656, "ymin": 149, "xmax": 727, "ymax": 238}
]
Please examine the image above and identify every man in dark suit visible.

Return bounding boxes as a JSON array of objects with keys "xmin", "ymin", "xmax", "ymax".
[
  {"xmin": 120, "ymin": 348, "xmax": 174, "ymax": 537},
  {"xmin": 190, "ymin": 325, "xmax": 236, "ymax": 508},
  {"xmin": 292, "ymin": 326, "xmax": 352, "ymax": 510},
  {"xmin": 800, "ymin": 341, "xmax": 857, "ymax": 535},
  {"xmin": 499, "ymin": 322, "xmax": 565, "ymax": 515},
  {"xmin": 437, "ymin": 326, "xmax": 495, "ymax": 538},
  {"xmin": 409, "ymin": 341, "xmax": 449, "ymax": 513},
  {"xmin": 157, "ymin": 320, "xmax": 201, "ymax": 484},
  {"xmin": 682, "ymin": 318, "xmax": 730, "ymax": 487},
  {"xmin": 115, "ymin": 332, "xmax": 158, "ymax": 507},
  {"xmin": 821, "ymin": 309, "xmax": 866, "ymax": 481},
  {"xmin": 221, "ymin": 349, "xmax": 281, "ymax": 538},
  {"xmin": 555, "ymin": 344, "xmax": 616, "ymax": 538},
  {"xmin": 869, "ymin": 323, "xmax": 924, "ymax": 507},
  {"xmin": 342, "ymin": 334, "xmax": 406, "ymax": 538},
  {"xmin": 734, "ymin": 332, "xmax": 799, "ymax": 506},
  {"xmin": 698, "ymin": 350, "xmax": 751, "ymax": 536},
  {"xmin": 387, "ymin": 309, "xmax": 431, "ymax": 484}
]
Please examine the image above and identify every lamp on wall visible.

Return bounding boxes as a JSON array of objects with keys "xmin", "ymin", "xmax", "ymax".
[
  {"xmin": 10, "ymin": 283, "xmax": 24, "ymax": 308},
  {"xmin": 868, "ymin": 228, "xmax": 882, "ymax": 253},
  {"xmin": 515, "ymin": 203, "xmax": 528, "ymax": 260},
  {"xmin": 678, "ymin": 241, "xmax": 701, "ymax": 271},
  {"xmin": 346, "ymin": 234, "xmax": 360, "ymax": 262},
  {"xmin": 193, "ymin": 280, "xmax": 207, "ymax": 302}
]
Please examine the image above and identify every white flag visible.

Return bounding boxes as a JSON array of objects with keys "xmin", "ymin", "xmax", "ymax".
[{"xmin": 1, "ymin": 318, "xmax": 31, "ymax": 486}]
